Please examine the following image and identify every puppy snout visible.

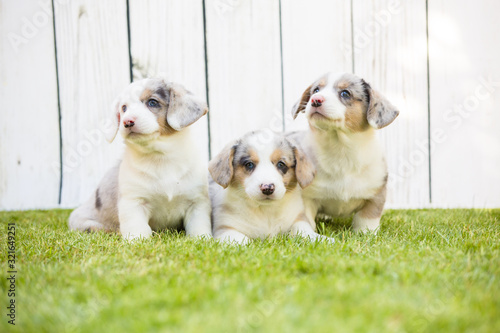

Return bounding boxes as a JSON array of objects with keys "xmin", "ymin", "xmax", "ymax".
[
  {"xmin": 311, "ymin": 94, "xmax": 325, "ymax": 107},
  {"xmin": 124, "ymin": 119, "xmax": 135, "ymax": 128},
  {"xmin": 260, "ymin": 183, "xmax": 275, "ymax": 196}
]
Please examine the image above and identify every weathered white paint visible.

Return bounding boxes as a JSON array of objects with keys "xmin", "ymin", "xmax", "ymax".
[
  {"xmin": 428, "ymin": 0, "xmax": 500, "ymax": 208},
  {"xmin": 205, "ymin": 0, "xmax": 283, "ymax": 155},
  {"xmin": 129, "ymin": 0, "xmax": 210, "ymax": 162},
  {"xmin": 53, "ymin": 0, "xmax": 130, "ymax": 208},
  {"xmin": 0, "ymin": 0, "xmax": 61, "ymax": 210},
  {"xmin": 1, "ymin": 0, "xmax": 499, "ymax": 210},
  {"xmin": 353, "ymin": 0, "xmax": 430, "ymax": 209}
]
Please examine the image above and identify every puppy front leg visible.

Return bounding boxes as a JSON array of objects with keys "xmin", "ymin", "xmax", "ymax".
[
  {"xmin": 118, "ymin": 198, "xmax": 152, "ymax": 240},
  {"xmin": 290, "ymin": 215, "xmax": 335, "ymax": 244},
  {"xmin": 352, "ymin": 183, "xmax": 386, "ymax": 233},
  {"xmin": 184, "ymin": 198, "xmax": 212, "ymax": 238},
  {"xmin": 215, "ymin": 227, "xmax": 250, "ymax": 245}
]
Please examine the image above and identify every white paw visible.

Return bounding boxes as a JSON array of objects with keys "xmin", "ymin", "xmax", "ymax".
[{"xmin": 121, "ymin": 227, "xmax": 152, "ymax": 241}]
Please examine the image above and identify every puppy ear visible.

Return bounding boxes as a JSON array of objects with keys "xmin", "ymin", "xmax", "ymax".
[
  {"xmin": 208, "ymin": 140, "xmax": 239, "ymax": 188},
  {"xmin": 289, "ymin": 141, "xmax": 315, "ymax": 188},
  {"xmin": 363, "ymin": 80, "xmax": 399, "ymax": 129},
  {"xmin": 105, "ymin": 100, "xmax": 120, "ymax": 143},
  {"xmin": 291, "ymin": 84, "xmax": 312, "ymax": 119},
  {"xmin": 166, "ymin": 83, "xmax": 208, "ymax": 131}
]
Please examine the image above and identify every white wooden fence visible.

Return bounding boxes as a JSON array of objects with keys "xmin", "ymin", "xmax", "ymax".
[{"xmin": 1, "ymin": 0, "xmax": 499, "ymax": 210}]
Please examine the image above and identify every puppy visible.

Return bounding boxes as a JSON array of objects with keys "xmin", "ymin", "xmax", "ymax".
[
  {"xmin": 209, "ymin": 129, "xmax": 335, "ymax": 244},
  {"xmin": 69, "ymin": 78, "xmax": 212, "ymax": 240},
  {"xmin": 288, "ymin": 72, "xmax": 399, "ymax": 233}
]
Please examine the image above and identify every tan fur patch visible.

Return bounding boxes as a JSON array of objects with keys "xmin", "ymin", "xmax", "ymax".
[
  {"xmin": 358, "ymin": 182, "xmax": 387, "ymax": 219},
  {"xmin": 293, "ymin": 147, "xmax": 315, "ymax": 188},
  {"xmin": 345, "ymin": 100, "xmax": 369, "ymax": 132},
  {"xmin": 270, "ymin": 147, "xmax": 297, "ymax": 191},
  {"xmin": 231, "ymin": 148, "xmax": 259, "ymax": 187}
]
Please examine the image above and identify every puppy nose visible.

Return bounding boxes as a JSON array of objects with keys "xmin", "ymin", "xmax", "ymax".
[
  {"xmin": 311, "ymin": 95, "xmax": 325, "ymax": 107},
  {"xmin": 260, "ymin": 184, "xmax": 275, "ymax": 196},
  {"xmin": 124, "ymin": 120, "xmax": 135, "ymax": 128}
]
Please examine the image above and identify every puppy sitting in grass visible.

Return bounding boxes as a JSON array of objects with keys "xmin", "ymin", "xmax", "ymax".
[
  {"xmin": 209, "ymin": 129, "xmax": 335, "ymax": 244},
  {"xmin": 288, "ymin": 72, "xmax": 399, "ymax": 233},
  {"xmin": 69, "ymin": 78, "xmax": 212, "ymax": 240}
]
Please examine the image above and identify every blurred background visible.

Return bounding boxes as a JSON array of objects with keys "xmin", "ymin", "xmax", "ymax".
[{"xmin": 1, "ymin": 0, "xmax": 499, "ymax": 211}]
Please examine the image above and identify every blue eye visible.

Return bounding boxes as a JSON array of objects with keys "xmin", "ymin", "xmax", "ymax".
[
  {"xmin": 277, "ymin": 161, "xmax": 288, "ymax": 174},
  {"xmin": 313, "ymin": 87, "xmax": 320, "ymax": 93},
  {"xmin": 244, "ymin": 161, "xmax": 255, "ymax": 171},
  {"xmin": 122, "ymin": 105, "xmax": 127, "ymax": 112},
  {"xmin": 340, "ymin": 90, "xmax": 351, "ymax": 98},
  {"xmin": 147, "ymin": 99, "xmax": 159, "ymax": 107}
]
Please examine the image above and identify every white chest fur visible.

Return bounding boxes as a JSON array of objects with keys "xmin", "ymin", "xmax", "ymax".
[{"xmin": 302, "ymin": 130, "xmax": 387, "ymax": 215}]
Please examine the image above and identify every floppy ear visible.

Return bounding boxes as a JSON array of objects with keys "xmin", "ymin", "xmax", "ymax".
[
  {"xmin": 291, "ymin": 84, "xmax": 312, "ymax": 119},
  {"xmin": 105, "ymin": 100, "xmax": 120, "ymax": 143},
  {"xmin": 208, "ymin": 140, "xmax": 239, "ymax": 188},
  {"xmin": 166, "ymin": 83, "xmax": 208, "ymax": 131},
  {"xmin": 290, "ymin": 142, "xmax": 315, "ymax": 188},
  {"xmin": 363, "ymin": 80, "xmax": 399, "ymax": 129}
]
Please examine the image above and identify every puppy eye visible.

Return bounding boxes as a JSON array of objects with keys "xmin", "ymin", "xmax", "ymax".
[
  {"xmin": 244, "ymin": 161, "xmax": 255, "ymax": 171},
  {"xmin": 277, "ymin": 161, "xmax": 288, "ymax": 174},
  {"xmin": 313, "ymin": 87, "xmax": 320, "ymax": 94},
  {"xmin": 122, "ymin": 105, "xmax": 127, "ymax": 112},
  {"xmin": 147, "ymin": 99, "xmax": 159, "ymax": 107},
  {"xmin": 340, "ymin": 90, "xmax": 351, "ymax": 98}
]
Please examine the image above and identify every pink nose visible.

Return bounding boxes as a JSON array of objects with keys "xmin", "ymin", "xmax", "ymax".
[
  {"xmin": 124, "ymin": 119, "xmax": 135, "ymax": 128},
  {"xmin": 311, "ymin": 94, "xmax": 325, "ymax": 107}
]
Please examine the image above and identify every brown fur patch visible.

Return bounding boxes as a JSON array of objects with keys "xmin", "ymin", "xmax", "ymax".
[
  {"xmin": 358, "ymin": 181, "xmax": 387, "ymax": 219},
  {"xmin": 292, "ymin": 146, "xmax": 315, "ymax": 188},
  {"xmin": 345, "ymin": 99, "xmax": 369, "ymax": 132},
  {"xmin": 209, "ymin": 141, "xmax": 238, "ymax": 188},
  {"xmin": 231, "ymin": 148, "xmax": 259, "ymax": 187}
]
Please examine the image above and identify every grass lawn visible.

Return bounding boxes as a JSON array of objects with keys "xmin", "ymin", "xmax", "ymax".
[{"xmin": 1, "ymin": 209, "xmax": 499, "ymax": 333}]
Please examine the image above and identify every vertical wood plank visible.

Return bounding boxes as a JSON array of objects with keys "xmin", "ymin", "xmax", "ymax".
[
  {"xmin": 429, "ymin": 0, "xmax": 500, "ymax": 207},
  {"xmin": 353, "ymin": 0, "xmax": 430, "ymax": 208},
  {"xmin": 205, "ymin": 0, "xmax": 283, "ymax": 154},
  {"xmin": 54, "ymin": 0, "xmax": 130, "ymax": 208},
  {"xmin": 128, "ymin": 0, "xmax": 209, "ymax": 161},
  {"xmin": 0, "ymin": 0, "xmax": 61, "ymax": 210},
  {"xmin": 281, "ymin": 0, "xmax": 353, "ymax": 132}
]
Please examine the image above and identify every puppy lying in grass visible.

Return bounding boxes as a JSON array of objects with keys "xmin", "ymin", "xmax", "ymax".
[
  {"xmin": 209, "ymin": 129, "xmax": 335, "ymax": 244},
  {"xmin": 288, "ymin": 72, "xmax": 399, "ymax": 233},
  {"xmin": 69, "ymin": 78, "xmax": 212, "ymax": 240}
]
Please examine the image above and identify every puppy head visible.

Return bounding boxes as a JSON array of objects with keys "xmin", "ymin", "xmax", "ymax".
[
  {"xmin": 106, "ymin": 78, "xmax": 208, "ymax": 142},
  {"xmin": 291, "ymin": 73, "xmax": 399, "ymax": 132},
  {"xmin": 209, "ymin": 130, "xmax": 315, "ymax": 202}
]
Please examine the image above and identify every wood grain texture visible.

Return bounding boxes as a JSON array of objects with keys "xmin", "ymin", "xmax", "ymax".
[
  {"xmin": 53, "ymin": 0, "xmax": 130, "ymax": 208},
  {"xmin": 205, "ymin": 0, "xmax": 283, "ymax": 155},
  {"xmin": 353, "ymin": 0, "xmax": 430, "ymax": 208},
  {"xmin": 281, "ymin": 0, "xmax": 353, "ymax": 132},
  {"xmin": 0, "ymin": 0, "xmax": 61, "ymax": 209},
  {"xmin": 129, "ymin": 0, "xmax": 209, "ymax": 161},
  {"xmin": 429, "ymin": 0, "xmax": 500, "ymax": 207}
]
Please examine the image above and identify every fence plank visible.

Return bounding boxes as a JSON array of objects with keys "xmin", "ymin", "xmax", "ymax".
[
  {"xmin": 353, "ymin": 0, "xmax": 430, "ymax": 208},
  {"xmin": 281, "ymin": 0, "xmax": 353, "ymax": 132},
  {"xmin": 0, "ymin": 0, "xmax": 61, "ymax": 210},
  {"xmin": 129, "ymin": 0, "xmax": 209, "ymax": 161},
  {"xmin": 205, "ymin": 0, "xmax": 283, "ymax": 155},
  {"xmin": 429, "ymin": 0, "xmax": 500, "ymax": 207},
  {"xmin": 54, "ymin": 0, "xmax": 130, "ymax": 207}
]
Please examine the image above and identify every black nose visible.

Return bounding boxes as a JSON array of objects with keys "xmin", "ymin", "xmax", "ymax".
[
  {"xmin": 260, "ymin": 184, "xmax": 275, "ymax": 195},
  {"xmin": 311, "ymin": 100, "xmax": 322, "ymax": 107},
  {"xmin": 124, "ymin": 120, "xmax": 135, "ymax": 128}
]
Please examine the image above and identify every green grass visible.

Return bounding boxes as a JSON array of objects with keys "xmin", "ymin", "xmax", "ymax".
[{"xmin": 1, "ymin": 209, "xmax": 499, "ymax": 333}]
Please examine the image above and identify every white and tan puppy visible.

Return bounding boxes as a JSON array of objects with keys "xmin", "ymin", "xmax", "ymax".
[
  {"xmin": 288, "ymin": 72, "xmax": 399, "ymax": 233},
  {"xmin": 209, "ymin": 129, "xmax": 335, "ymax": 244},
  {"xmin": 69, "ymin": 78, "xmax": 212, "ymax": 240}
]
